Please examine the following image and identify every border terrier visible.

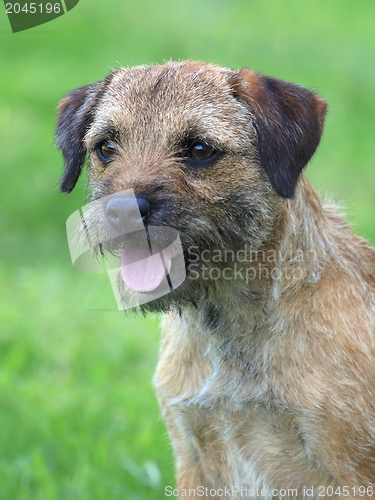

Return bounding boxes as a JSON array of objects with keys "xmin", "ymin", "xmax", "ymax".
[{"xmin": 56, "ymin": 62, "xmax": 375, "ymax": 498}]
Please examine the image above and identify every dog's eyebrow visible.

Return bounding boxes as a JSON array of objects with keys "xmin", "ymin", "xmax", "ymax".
[
  {"xmin": 87, "ymin": 124, "xmax": 120, "ymax": 145},
  {"xmin": 176, "ymin": 128, "xmax": 228, "ymax": 153}
]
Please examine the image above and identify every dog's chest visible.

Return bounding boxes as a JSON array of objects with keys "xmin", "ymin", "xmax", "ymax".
[{"xmin": 154, "ymin": 315, "xmax": 328, "ymax": 489}]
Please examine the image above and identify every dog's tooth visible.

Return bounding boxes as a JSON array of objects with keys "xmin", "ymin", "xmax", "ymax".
[{"xmin": 167, "ymin": 259, "xmax": 172, "ymax": 274}]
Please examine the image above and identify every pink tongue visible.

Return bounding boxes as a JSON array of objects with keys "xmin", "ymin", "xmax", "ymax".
[{"xmin": 121, "ymin": 241, "xmax": 170, "ymax": 292}]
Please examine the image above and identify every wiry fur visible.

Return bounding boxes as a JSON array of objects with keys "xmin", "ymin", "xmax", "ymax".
[{"xmin": 56, "ymin": 62, "xmax": 375, "ymax": 499}]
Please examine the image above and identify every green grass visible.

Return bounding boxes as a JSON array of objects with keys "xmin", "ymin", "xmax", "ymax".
[
  {"xmin": 0, "ymin": 264, "xmax": 173, "ymax": 499},
  {"xmin": 1, "ymin": 0, "xmax": 375, "ymax": 497}
]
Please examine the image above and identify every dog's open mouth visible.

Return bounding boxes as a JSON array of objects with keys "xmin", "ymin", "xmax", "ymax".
[
  {"xmin": 67, "ymin": 199, "xmax": 186, "ymax": 310},
  {"xmin": 111, "ymin": 226, "xmax": 186, "ymax": 309},
  {"xmin": 120, "ymin": 239, "xmax": 174, "ymax": 293}
]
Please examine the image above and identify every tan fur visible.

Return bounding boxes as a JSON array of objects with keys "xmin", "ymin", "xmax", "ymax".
[{"xmin": 57, "ymin": 62, "xmax": 375, "ymax": 499}]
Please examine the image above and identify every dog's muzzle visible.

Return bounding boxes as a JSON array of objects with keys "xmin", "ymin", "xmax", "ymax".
[{"xmin": 66, "ymin": 189, "xmax": 186, "ymax": 309}]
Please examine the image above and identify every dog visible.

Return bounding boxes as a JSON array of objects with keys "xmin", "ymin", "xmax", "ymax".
[{"xmin": 56, "ymin": 62, "xmax": 375, "ymax": 499}]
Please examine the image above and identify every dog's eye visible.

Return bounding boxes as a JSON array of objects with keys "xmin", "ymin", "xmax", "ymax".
[
  {"xmin": 97, "ymin": 141, "xmax": 116, "ymax": 162},
  {"xmin": 188, "ymin": 142, "xmax": 217, "ymax": 161}
]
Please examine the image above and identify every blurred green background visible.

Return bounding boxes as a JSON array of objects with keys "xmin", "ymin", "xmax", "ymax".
[{"xmin": 0, "ymin": 1, "xmax": 375, "ymax": 498}]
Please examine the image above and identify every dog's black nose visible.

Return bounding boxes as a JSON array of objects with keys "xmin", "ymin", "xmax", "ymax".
[
  {"xmin": 136, "ymin": 196, "xmax": 151, "ymax": 219},
  {"xmin": 105, "ymin": 194, "xmax": 151, "ymax": 231}
]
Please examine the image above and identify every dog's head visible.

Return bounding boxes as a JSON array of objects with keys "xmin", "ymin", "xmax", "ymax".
[{"xmin": 57, "ymin": 62, "xmax": 327, "ymax": 311}]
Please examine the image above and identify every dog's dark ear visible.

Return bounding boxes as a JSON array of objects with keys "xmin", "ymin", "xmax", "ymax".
[
  {"xmin": 56, "ymin": 73, "xmax": 115, "ymax": 193},
  {"xmin": 231, "ymin": 69, "xmax": 327, "ymax": 198}
]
